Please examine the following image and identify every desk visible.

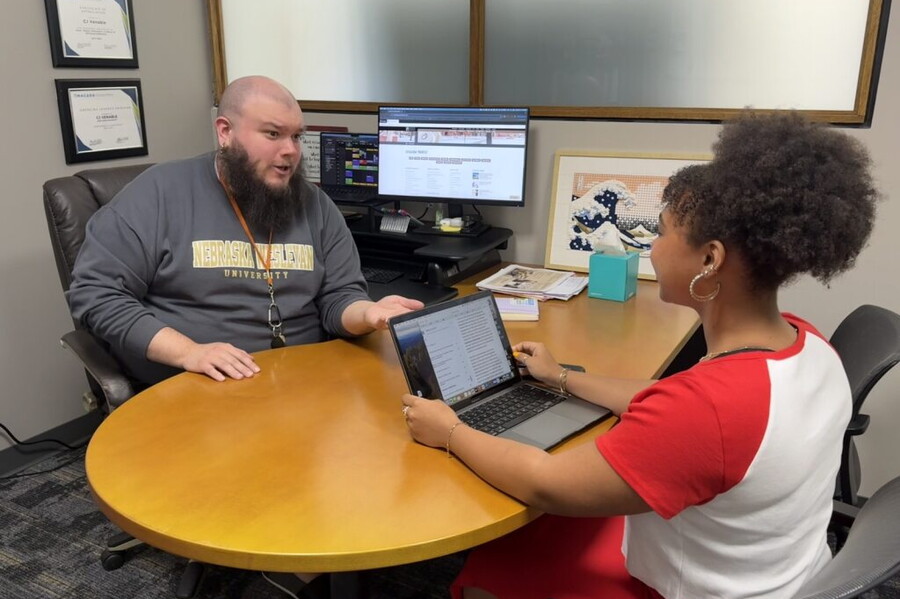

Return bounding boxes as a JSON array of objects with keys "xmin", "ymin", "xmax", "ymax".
[
  {"xmin": 85, "ymin": 274, "xmax": 698, "ymax": 574},
  {"xmin": 344, "ymin": 204, "xmax": 514, "ymax": 304},
  {"xmin": 348, "ymin": 211, "xmax": 513, "ymax": 293}
]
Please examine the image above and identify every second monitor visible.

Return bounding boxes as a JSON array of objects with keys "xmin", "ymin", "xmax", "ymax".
[{"xmin": 319, "ymin": 132, "xmax": 379, "ymax": 202}]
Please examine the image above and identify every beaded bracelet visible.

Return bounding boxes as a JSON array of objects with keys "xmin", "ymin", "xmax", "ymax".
[
  {"xmin": 446, "ymin": 421, "xmax": 463, "ymax": 457},
  {"xmin": 558, "ymin": 367, "xmax": 570, "ymax": 395}
]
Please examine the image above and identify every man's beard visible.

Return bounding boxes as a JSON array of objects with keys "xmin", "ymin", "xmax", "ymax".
[{"xmin": 218, "ymin": 144, "xmax": 305, "ymax": 234}]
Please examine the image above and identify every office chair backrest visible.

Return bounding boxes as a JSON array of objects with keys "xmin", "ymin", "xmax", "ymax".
[
  {"xmin": 43, "ymin": 164, "xmax": 153, "ymax": 413},
  {"xmin": 828, "ymin": 305, "xmax": 900, "ymax": 508},
  {"xmin": 792, "ymin": 475, "xmax": 900, "ymax": 599},
  {"xmin": 43, "ymin": 164, "xmax": 153, "ymax": 292},
  {"xmin": 830, "ymin": 305, "xmax": 900, "ymax": 418}
]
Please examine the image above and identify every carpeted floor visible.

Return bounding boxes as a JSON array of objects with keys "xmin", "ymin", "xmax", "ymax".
[
  {"xmin": 2, "ymin": 447, "xmax": 900, "ymax": 599},
  {"xmin": 0, "ymin": 448, "xmax": 462, "ymax": 599}
]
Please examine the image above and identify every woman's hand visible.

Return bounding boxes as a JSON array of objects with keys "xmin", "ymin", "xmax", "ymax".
[
  {"xmin": 401, "ymin": 393, "xmax": 462, "ymax": 449},
  {"xmin": 512, "ymin": 341, "xmax": 563, "ymax": 386}
]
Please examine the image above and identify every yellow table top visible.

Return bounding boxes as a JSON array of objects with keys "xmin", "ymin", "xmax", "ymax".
[{"xmin": 86, "ymin": 276, "xmax": 698, "ymax": 572}]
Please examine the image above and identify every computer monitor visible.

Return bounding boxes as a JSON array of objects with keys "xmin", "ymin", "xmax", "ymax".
[
  {"xmin": 319, "ymin": 132, "xmax": 379, "ymax": 189},
  {"xmin": 377, "ymin": 106, "xmax": 529, "ymax": 229}
]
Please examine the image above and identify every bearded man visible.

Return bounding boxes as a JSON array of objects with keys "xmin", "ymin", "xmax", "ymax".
[{"xmin": 67, "ymin": 76, "xmax": 422, "ymax": 386}]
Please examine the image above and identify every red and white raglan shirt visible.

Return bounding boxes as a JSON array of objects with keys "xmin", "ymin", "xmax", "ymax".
[{"xmin": 597, "ymin": 314, "xmax": 851, "ymax": 598}]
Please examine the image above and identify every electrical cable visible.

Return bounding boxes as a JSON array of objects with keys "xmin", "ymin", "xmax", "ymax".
[
  {"xmin": 0, "ymin": 452, "xmax": 85, "ymax": 481},
  {"xmin": 0, "ymin": 421, "xmax": 86, "ymax": 451}
]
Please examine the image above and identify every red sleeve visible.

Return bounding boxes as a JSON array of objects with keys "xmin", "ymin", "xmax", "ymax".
[{"xmin": 596, "ymin": 362, "xmax": 770, "ymax": 519}]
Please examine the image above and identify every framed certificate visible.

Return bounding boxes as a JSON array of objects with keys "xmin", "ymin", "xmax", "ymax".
[
  {"xmin": 44, "ymin": 0, "xmax": 139, "ymax": 68},
  {"xmin": 55, "ymin": 79, "xmax": 148, "ymax": 164}
]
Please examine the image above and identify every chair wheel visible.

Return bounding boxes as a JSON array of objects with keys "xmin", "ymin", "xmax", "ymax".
[{"xmin": 100, "ymin": 549, "xmax": 127, "ymax": 571}]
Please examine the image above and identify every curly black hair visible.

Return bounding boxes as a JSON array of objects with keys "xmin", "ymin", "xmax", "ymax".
[{"xmin": 664, "ymin": 112, "xmax": 879, "ymax": 290}]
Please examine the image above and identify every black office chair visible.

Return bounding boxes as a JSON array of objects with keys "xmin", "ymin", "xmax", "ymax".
[
  {"xmin": 43, "ymin": 164, "xmax": 208, "ymax": 598},
  {"xmin": 792, "ymin": 474, "xmax": 900, "ymax": 599},
  {"xmin": 828, "ymin": 305, "xmax": 900, "ymax": 511},
  {"xmin": 43, "ymin": 164, "xmax": 152, "ymax": 412}
]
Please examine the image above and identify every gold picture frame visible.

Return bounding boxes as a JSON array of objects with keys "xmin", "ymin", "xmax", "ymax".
[{"xmin": 545, "ymin": 150, "xmax": 711, "ymax": 280}]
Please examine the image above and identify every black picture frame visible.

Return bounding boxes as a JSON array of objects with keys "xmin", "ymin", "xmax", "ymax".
[
  {"xmin": 44, "ymin": 0, "xmax": 139, "ymax": 68},
  {"xmin": 55, "ymin": 79, "xmax": 148, "ymax": 164}
]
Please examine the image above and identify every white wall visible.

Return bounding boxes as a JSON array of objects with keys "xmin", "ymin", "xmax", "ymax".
[
  {"xmin": 3, "ymin": 1, "xmax": 897, "ymax": 499},
  {"xmin": 0, "ymin": 1, "xmax": 214, "ymax": 451}
]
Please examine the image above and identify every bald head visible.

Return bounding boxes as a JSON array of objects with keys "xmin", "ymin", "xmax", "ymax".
[
  {"xmin": 214, "ymin": 75, "xmax": 305, "ymax": 193},
  {"xmin": 217, "ymin": 76, "xmax": 299, "ymax": 120}
]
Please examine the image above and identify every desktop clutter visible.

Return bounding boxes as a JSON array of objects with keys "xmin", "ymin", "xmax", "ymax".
[
  {"xmin": 476, "ymin": 264, "xmax": 587, "ymax": 302},
  {"xmin": 476, "ymin": 252, "xmax": 638, "ymax": 310},
  {"xmin": 315, "ymin": 105, "xmax": 640, "ymax": 302},
  {"xmin": 434, "ymin": 215, "xmax": 481, "ymax": 234}
]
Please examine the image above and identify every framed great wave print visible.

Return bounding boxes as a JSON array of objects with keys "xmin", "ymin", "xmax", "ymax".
[{"xmin": 545, "ymin": 151, "xmax": 711, "ymax": 280}]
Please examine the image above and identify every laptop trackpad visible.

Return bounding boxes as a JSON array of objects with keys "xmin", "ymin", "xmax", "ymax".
[
  {"xmin": 501, "ymin": 412, "xmax": 580, "ymax": 449},
  {"xmin": 552, "ymin": 397, "xmax": 611, "ymax": 421}
]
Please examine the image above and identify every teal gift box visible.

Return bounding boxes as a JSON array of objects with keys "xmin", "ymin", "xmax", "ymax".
[{"xmin": 588, "ymin": 251, "xmax": 639, "ymax": 302}]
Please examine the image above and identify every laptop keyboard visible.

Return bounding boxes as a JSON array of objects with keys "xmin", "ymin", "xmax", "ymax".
[
  {"xmin": 361, "ymin": 266, "xmax": 405, "ymax": 284},
  {"xmin": 460, "ymin": 385, "xmax": 566, "ymax": 435}
]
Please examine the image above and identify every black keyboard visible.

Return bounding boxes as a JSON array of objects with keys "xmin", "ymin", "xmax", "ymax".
[
  {"xmin": 459, "ymin": 385, "xmax": 566, "ymax": 435},
  {"xmin": 323, "ymin": 186, "xmax": 375, "ymax": 202},
  {"xmin": 361, "ymin": 266, "xmax": 404, "ymax": 284}
]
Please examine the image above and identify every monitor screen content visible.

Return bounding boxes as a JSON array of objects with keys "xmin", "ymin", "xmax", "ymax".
[
  {"xmin": 319, "ymin": 132, "xmax": 379, "ymax": 189},
  {"xmin": 377, "ymin": 106, "xmax": 529, "ymax": 207}
]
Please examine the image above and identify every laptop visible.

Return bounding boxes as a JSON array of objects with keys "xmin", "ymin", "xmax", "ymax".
[
  {"xmin": 319, "ymin": 132, "xmax": 379, "ymax": 202},
  {"xmin": 388, "ymin": 290, "xmax": 611, "ymax": 449}
]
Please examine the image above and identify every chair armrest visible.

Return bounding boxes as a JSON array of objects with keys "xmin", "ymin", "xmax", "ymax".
[
  {"xmin": 61, "ymin": 330, "xmax": 135, "ymax": 410},
  {"xmin": 847, "ymin": 413, "xmax": 870, "ymax": 437},
  {"xmin": 832, "ymin": 499, "xmax": 861, "ymax": 529}
]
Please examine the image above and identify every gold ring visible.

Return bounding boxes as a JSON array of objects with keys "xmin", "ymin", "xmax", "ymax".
[{"xmin": 402, "ymin": 405, "xmax": 411, "ymax": 418}]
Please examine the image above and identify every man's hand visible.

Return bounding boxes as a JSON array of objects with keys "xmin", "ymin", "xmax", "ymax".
[
  {"xmin": 181, "ymin": 342, "xmax": 260, "ymax": 382},
  {"xmin": 342, "ymin": 295, "xmax": 424, "ymax": 335},
  {"xmin": 146, "ymin": 327, "xmax": 260, "ymax": 382},
  {"xmin": 363, "ymin": 295, "xmax": 424, "ymax": 330}
]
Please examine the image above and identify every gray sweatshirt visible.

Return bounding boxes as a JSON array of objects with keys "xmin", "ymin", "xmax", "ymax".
[{"xmin": 67, "ymin": 152, "xmax": 370, "ymax": 385}]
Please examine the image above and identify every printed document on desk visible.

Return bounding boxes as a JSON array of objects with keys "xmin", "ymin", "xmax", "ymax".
[{"xmin": 477, "ymin": 264, "xmax": 588, "ymax": 301}]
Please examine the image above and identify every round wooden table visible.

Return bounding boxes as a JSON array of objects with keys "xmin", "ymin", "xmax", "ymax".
[{"xmin": 86, "ymin": 279, "xmax": 697, "ymax": 572}]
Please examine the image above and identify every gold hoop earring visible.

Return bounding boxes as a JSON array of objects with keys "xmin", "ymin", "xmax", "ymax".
[{"xmin": 689, "ymin": 267, "xmax": 720, "ymax": 302}]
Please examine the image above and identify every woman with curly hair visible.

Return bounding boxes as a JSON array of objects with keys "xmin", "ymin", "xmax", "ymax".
[{"xmin": 401, "ymin": 112, "xmax": 880, "ymax": 599}]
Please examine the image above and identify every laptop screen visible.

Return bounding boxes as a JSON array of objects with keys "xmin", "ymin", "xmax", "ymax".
[
  {"xmin": 319, "ymin": 132, "xmax": 379, "ymax": 188},
  {"xmin": 390, "ymin": 291, "xmax": 519, "ymax": 407}
]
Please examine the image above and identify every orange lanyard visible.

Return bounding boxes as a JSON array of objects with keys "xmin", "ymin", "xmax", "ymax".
[
  {"xmin": 216, "ymin": 170, "xmax": 286, "ymax": 347},
  {"xmin": 214, "ymin": 162, "xmax": 274, "ymax": 281},
  {"xmin": 226, "ymin": 194, "xmax": 274, "ymax": 286}
]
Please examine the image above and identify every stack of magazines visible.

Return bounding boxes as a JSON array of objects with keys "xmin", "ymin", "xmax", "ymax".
[{"xmin": 476, "ymin": 264, "xmax": 588, "ymax": 301}]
